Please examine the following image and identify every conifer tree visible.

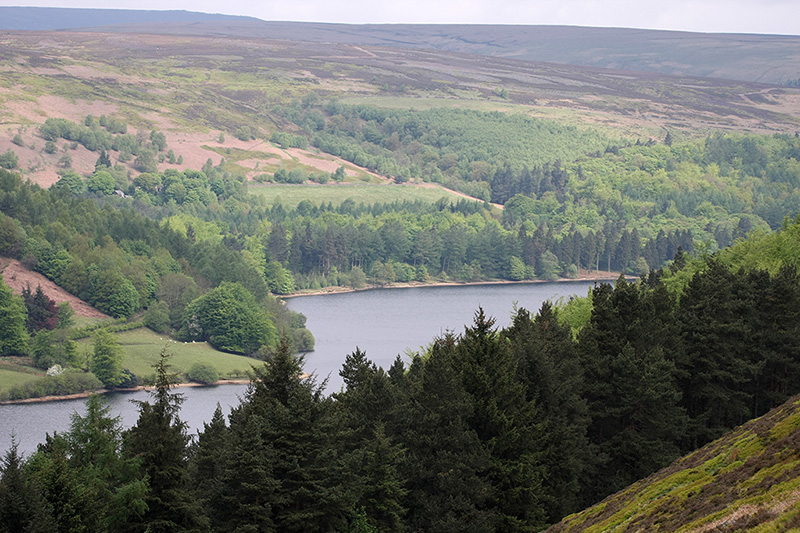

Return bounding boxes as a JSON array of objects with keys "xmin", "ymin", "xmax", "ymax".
[
  {"xmin": 0, "ymin": 439, "xmax": 56, "ymax": 533},
  {"xmin": 454, "ymin": 309, "xmax": 547, "ymax": 531},
  {"xmin": 26, "ymin": 395, "xmax": 148, "ymax": 532},
  {"xmin": 752, "ymin": 265, "xmax": 800, "ymax": 411},
  {"xmin": 123, "ymin": 348, "xmax": 209, "ymax": 532},
  {"xmin": 676, "ymin": 260, "xmax": 759, "ymax": 447},
  {"xmin": 21, "ymin": 285, "xmax": 59, "ymax": 333},
  {"xmin": 505, "ymin": 303, "xmax": 589, "ymax": 521},
  {"xmin": 190, "ymin": 404, "xmax": 229, "ymax": 530},
  {"xmin": 225, "ymin": 336, "xmax": 350, "ymax": 532},
  {"xmin": 335, "ymin": 348, "xmax": 406, "ymax": 531},
  {"xmin": 215, "ymin": 409, "xmax": 277, "ymax": 532},
  {"xmin": 400, "ymin": 335, "xmax": 493, "ymax": 532},
  {"xmin": 578, "ymin": 277, "xmax": 686, "ymax": 503}
]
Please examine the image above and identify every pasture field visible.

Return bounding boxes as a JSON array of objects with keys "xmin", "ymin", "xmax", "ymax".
[
  {"xmin": 113, "ymin": 328, "xmax": 258, "ymax": 382},
  {"xmin": 0, "ymin": 367, "xmax": 42, "ymax": 395}
]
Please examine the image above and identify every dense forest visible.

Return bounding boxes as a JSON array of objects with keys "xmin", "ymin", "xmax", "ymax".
[
  {"xmin": 2, "ymin": 215, "xmax": 800, "ymax": 531},
  {"xmin": 2, "ymin": 16, "xmax": 800, "ymax": 530},
  {"xmin": 3, "ymin": 111, "xmax": 799, "ymax": 299},
  {"xmin": 12, "ymin": 112, "xmax": 800, "ymax": 295},
  {"xmin": 275, "ymin": 100, "xmax": 800, "ymax": 235}
]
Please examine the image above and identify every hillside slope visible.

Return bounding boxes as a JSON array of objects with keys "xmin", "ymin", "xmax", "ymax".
[
  {"xmin": 2, "ymin": 8, "xmax": 798, "ymax": 85},
  {"xmin": 0, "ymin": 257, "xmax": 108, "ymax": 319},
  {"xmin": 2, "ymin": 27, "xmax": 799, "ymax": 189},
  {"xmin": 135, "ymin": 22, "xmax": 800, "ymax": 86},
  {"xmin": 548, "ymin": 395, "xmax": 800, "ymax": 532}
]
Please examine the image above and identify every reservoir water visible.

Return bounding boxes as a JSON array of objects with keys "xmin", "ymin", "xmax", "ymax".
[
  {"xmin": 288, "ymin": 280, "xmax": 597, "ymax": 391},
  {"xmin": 1, "ymin": 280, "xmax": 600, "ymax": 456}
]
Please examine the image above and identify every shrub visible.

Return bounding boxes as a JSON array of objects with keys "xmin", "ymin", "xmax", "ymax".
[
  {"xmin": 0, "ymin": 149, "xmax": 19, "ymax": 170},
  {"xmin": 186, "ymin": 363, "xmax": 219, "ymax": 384},
  {"xmin": 117, "ymin": 369, "xmax": 140, "ymax": 388},
  {"xmin": 0, "ymin": 370, "xmax": 103, "ymax": 401},
  {"xmin": 292, "ymin": 328, "xmax": 315, "ymax": 352}
]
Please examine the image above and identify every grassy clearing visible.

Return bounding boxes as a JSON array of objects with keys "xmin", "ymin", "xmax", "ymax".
[
  {"xmin": 0, "ymin": 327, "xmax": 258, "ymax": 398},
  {"xmin": 113, "ymin": 328, "xmax": 259, "ymax": 382},
  {"xmin": 248, "ymin": 182, "xmax": 477, "ymax": 208},
  {"xmin": 0, "ymin": 367, "xmax": 43, "ymax": 394}
]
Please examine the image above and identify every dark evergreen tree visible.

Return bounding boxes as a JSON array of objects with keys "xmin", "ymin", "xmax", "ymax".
[
  {"xmin": 751, "ymin": 265, "xmax": 800, "ymax": 411},
  {"xmin": 676, "ymin": 260, "xmax": 760, "ymax": 448},
  {"xmin": 215, "ymin": 409, "xmax": 277, "ymax": 532},
  {"xmin": 189, "ymin": 405, "xmax": 229, "ymax": 531},
  {"xmin": 26, "ymin": 434, "xmax": 95, "ymax": 532},
  {"xmin": 400, "ymin": 335, "xmax": 493, "ymax": 532},
  {"xmin": 505, "ymin": 303, "xmax": 589, "ymax": 521},
  {"xmin": 22, "ymin": 284, "xmax": 59, "ymax": 333},
  {"xmin": 227, "ymin": 336, "xmax": 350, "ymax": 532},
  {"xmin": 123, "ymin": 349, "xmax": 209, "ymax": 532},
  {"xmin": 577, "ymin": 277, "xmax": 686, "ymax": 503},
  {"xmin": 0, "ymin": 440, "xmax": 56, "ymax": 533},
  {"xmin": 266, "ymin": 221, "xmax": 290, "ymax": 265},
  {"xmin": 453, "ymin": 309, "xmax": 547, "ymax": 531},
  {"xmin": 95, "ymin": 150, "xmax": 112, "ymax": 170},
  {"xmin": 335, "ymin": 348, "xmax": 406, "ymax": 531},
  {"xmin": 26, "ymin": 394, "xmax": 148, "ymax": 532}
]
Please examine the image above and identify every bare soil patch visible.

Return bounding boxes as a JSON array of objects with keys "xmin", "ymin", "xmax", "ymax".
[{"xmin": 0, "ymin": 258, "xmax": 108, "ymax": 319}]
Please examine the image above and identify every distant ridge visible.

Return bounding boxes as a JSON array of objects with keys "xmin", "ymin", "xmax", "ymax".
[
  {"xmin": 2, "ymin": 7, "xmax": 800, "ymax": 84},
  {"xmin": 0, "ymin": 6, "xmax": 257, "ymax": 31}
]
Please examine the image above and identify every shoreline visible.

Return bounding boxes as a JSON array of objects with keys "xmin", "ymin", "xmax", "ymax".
[
  {"xmin": 3, "ymin": 274, "xmax": 627, "ymax": 404},
  {"xmin": 0, "ymin": 379, "xmax": 252, "ymax": 406},
  {"xmin": 282, "ymin": 270, "xmax": 628, "ymax": 298}
]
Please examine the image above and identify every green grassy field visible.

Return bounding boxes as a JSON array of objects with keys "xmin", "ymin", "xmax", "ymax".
[
  {"xmin": 248, "ymin": 182, "xmax": 477, "ymax": 208},
  {"xmin": 113, "ymin": 328, "xmax": 260, "ymax": 382},
  {"xmin": 0, "ymin": 328, "xmax": 259, "ymax": 400},
  {"xmin": 0, "ymin": 367, "xmax": 42, "ymax": 395}
]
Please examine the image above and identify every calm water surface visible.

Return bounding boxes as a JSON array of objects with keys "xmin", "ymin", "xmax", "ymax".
[
  {"xmin": 1, "ymin": 280, "xmax": 600, "ymax": 455},
  {"xmin": 287, "ymin": 280, "xmax": 598, "ymax": 391}
]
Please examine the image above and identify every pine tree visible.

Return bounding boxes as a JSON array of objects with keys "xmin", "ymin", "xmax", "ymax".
[
  {"xmin": 123, "ymin": 348, "xmax": 209, "ymax": 532},
  {"xmin": 505, "ymin": 303, "xmax": 589, "ymax": 521},
  {"xmin": 577, "ymin": 278, "xmax": 686, "ymax": 503},
  {"xmin": 399, "ymin": 335, "xmax": 493, "ymax": 532},
  {"xmin": 190, "ymin": 404, "xmax": 228, "ymax": 530},
  {"xmin": 26, "ymin": 394, "xmax": 148, "ymax": 532},
  {"xmin": 0, "ymin": 439, "xmax": 56, "ymax": 533},
  {"xmin": 227, "ymin": 336, "xmax": 350, "ymax": 532},
  {"xmin": 216, "ymin": 408, "xmax": 277, "ymax": 532},
  {"xmin": 752, "ymin": 265, "xmax": 800, "ymax": 411},
  {"xmin": 454, "ymin": 309, "xmax": 547, "ymax": 531},
  {"xmin": 22, "ymin": 284, "xmax": 59, "ymax": 333},
  {"xmin": 335, "ymin": 348, "xmax": 406, "ymax": 531},
  {"xmin": 676, "ymin": 260, "xmax": 759, "ymax": 448}
]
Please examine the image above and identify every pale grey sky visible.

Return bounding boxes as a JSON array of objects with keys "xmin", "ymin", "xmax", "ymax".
[{"xmin": 1, "ymin": 0, "xmax": 798, "ymax": 35}]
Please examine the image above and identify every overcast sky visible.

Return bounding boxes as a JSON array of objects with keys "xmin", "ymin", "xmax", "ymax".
[{"xmin": 1, "ymin": 0, "xmax": 798, "ymax": 35}]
